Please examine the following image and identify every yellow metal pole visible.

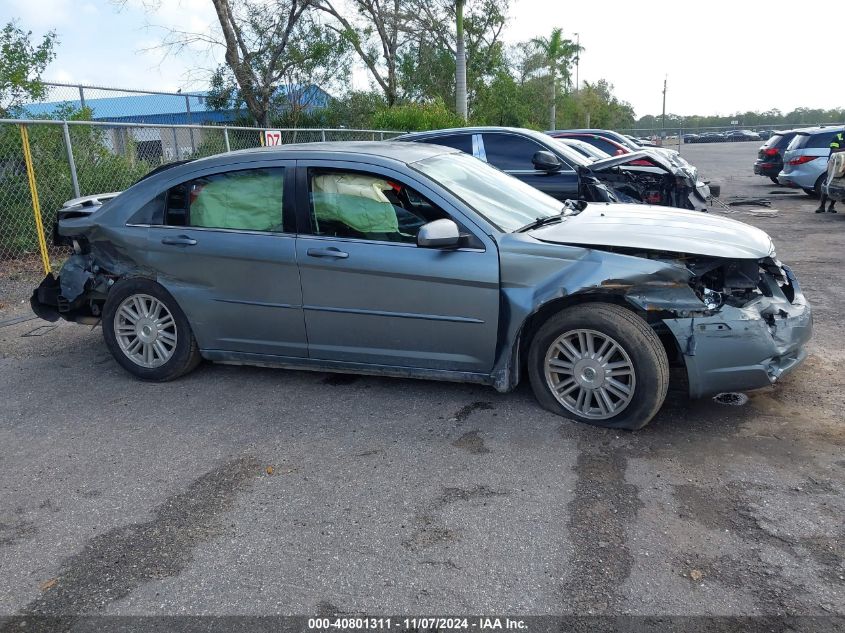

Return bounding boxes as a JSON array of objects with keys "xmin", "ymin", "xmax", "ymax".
[{"xmin": 19, "ymin": 124, "xmax": 51, "ymax": 275}]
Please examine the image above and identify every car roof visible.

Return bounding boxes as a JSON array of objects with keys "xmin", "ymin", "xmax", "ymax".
[
  {"xmin": 551, "ymin": 129, "xmax": 618, "ymax": 134},
  {"xmin": 394, "ymin": 126, "xmax": 553, "ymax": 143},
  {"xmin": 196, "ymin": 140, "xmax": 457, "ymax": 163},
  {"xmin": 791, "ymin": 126, "xmax": 844, "ymax": 136}
]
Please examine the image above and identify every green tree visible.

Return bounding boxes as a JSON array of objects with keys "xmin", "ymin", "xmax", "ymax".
[
  {"xmin": 0, "ymin": 106, "xmax": 149, "ymax": 257},
  {"xmin": 400, "ymin": 0, "xmax": 508, "ymax": 114},
  {"xmin": 322, "ymin": 90, "xmax": 388, "ymax": 128},
  {"xmin": 158, "ymin": 0, "xmax": 313, "ymax": 127},
  {"xmin": 0, "ymin": 21, "xmax": 57, "ymax": 116},
  {"xmin": 530, "ymin": 28, "xmax": 580, "ymax": 130},
  {"xmin": 564, "ymin": 79, "xmax": 635, "ymax": 129},
  {"xmin": 370, "ymin": 98, "xmax": 464, "ymax": 130},
  {"xmin": 315, "ymin": 0, "xmax": 410, "ymax": 107},
  {"xmin": 206, "ymin": 16, "xmax": 350, "ymax": 128}
]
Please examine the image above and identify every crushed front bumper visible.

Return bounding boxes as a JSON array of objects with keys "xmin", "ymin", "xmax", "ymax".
[{"xmin": 663, "ymin": 267, "xmax": 812, "ymax": 399}]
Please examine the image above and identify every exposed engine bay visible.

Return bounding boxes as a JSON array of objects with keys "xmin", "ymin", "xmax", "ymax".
[
  {"xmin": 588, "ymin": 244, "xmax": 796, "ymax": 315},
  {"xmin": 582, "ymin": 161, "xmax": 710, "ymax": 212}
]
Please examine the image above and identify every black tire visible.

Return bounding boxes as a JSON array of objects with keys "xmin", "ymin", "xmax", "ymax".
[
  {"xmin": 770, "ymin": 176, "xmax": 780, "ymax": 185},
  {"xmin": 809, "ymin": 173, "xmax": 826, "ymax": 197},
  {"xmin": 527, "ymin": 303, "xmax": 669, "ymax": 430},
  {"xmin": 102, "ymin": 278, "xmax": 202, "ymax": 381}
]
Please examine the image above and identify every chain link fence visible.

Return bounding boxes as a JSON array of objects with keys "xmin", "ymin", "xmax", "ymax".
[
  {"xmin": 617, "ymin": 123, "xmax": 845, "ymax": 152},
  {"xmin": 0, "ymin": 119, "xmax": 401, "ymax": 286}
]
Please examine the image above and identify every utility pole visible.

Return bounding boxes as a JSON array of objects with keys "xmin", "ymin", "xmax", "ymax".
[
  {"xmin": 661, "ymin": 75, "xmax": 667, "ymax": 138},
  {"xmin": 574, "ymin": 32, "xmax": 580, "ymax": 92}
]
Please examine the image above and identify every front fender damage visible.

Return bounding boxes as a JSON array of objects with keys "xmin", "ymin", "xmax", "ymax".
[
  {"xmin": 490, "ymin": 235, "xmax": 812, "ymax": 398},
  {"xmin": 490, "ymin": 236, "xmax": 703, "ymax": 392}
]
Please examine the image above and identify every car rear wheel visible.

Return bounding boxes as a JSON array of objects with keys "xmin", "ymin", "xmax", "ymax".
[
  {"xmin": 808, "ymin": 173, "xmax": 827, "ymax": 197},
  {"xmin": 102, "ymin": 278, "xmax": 201, "ymax": 381},
  {"xmin": 527, "ymin": 303, "xmax": 669, "ymax": 430}
]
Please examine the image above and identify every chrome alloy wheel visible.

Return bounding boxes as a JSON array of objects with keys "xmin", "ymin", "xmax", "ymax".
[
  {"xmin": 113, "ymin": 294, "xmax": 178, "ymax": 368},
  {"xmin": 543, "ymin": 328, "xmax": 636, "ymax": 420}
]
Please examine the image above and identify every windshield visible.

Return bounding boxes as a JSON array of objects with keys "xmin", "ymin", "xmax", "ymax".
[
  {"xmin": 557, "ymin": 139, "xmax": 609, "ymax": 161},
  {"xmin": 413, "ymin": 152, "xmax": 564, "ymax": 233},
  {"xmin": 547, "ymin": 137, "xmax": 605, "ymax": 162},
  {"xmin": 610, "ymin": 133, "xmax": 640, "ymax": 150}
]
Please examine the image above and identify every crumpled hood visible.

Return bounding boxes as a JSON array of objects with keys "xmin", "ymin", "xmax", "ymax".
[{"xmin": 530, "ymin": 203, "xmax": 775, "ymax": 259}]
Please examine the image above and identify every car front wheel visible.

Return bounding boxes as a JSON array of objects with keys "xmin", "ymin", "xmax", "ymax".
[
  {"xmin": 102, "ymin": 278, "xmax": 202, "ymax": 381},
  {"xmin": 527, "ymin": 303, "xmax": 669, "ymax": 430}
]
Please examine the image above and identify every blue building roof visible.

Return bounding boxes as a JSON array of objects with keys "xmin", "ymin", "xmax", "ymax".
[{"xmin": 22, "ymin": 86, "xmax": 330, "ymax": 124}]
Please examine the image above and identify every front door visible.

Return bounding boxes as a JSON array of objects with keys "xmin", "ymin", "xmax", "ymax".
[
  {"xmin": 145, "ymin": 163, "xmax": 308, "ymax": 358},
  {"xmin": 294, "ymin": 161, "xmax": 500, "ymax": 374}
]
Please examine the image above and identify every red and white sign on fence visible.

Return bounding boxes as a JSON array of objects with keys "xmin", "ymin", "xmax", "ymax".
[{"xmin": 264, "ymin": 130, "xmax": 283, "ymax": 146}]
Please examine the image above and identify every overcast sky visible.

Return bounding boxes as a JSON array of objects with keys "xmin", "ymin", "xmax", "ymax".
[{"xmin": 6, "ymin": 0, "xmax": 844, "ymax": 117}]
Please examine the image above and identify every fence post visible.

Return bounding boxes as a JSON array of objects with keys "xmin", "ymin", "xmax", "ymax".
[
  {"xmin": 172, "ymin": 127, "xmax": 179, "ymax": 159},
  {"xmin": 379, "ymin": 131, "xmax": 384, "ymax": 140},
  {"xmin": 78, "ymin": 85, "xmax": 86, "ymax": 110},
  {"xmin": 321, "ymin": 129, "xmax": 326, "ymax": 142},
  {"xmin": 62, "ymin": 121, "xmax": 81, "ymax": 199},
  {"xmin": 185, "ymin": 96, "xmax": 196, "ymax": 154},
  {"xmin": 19, "ymin": 125, "xmax": 51, "ymax": 275},
  {"xmin": 223, "ymin": 127, "xmax": 231, "ymax": 152}
]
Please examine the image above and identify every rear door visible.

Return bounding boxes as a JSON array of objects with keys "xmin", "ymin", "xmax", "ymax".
[
  {"xmin": 144, "ymin": 161, "xmax": 308, "ymax": 358},
  {"xmin": 294, "ymin": 160, "xmax": 500, "ymax": 373},
  {"xmin": 480, "ymin": 132, "xmax": 581, "ymax": 200}
]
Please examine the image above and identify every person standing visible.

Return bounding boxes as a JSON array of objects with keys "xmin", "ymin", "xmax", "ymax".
[{"xmin": 817, "ymin": 130, "xmax": 845, "ymax": 213}]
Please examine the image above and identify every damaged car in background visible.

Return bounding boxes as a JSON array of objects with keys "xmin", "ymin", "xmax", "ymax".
[
  {"xmin": 393, "ymin": 127, "xmax": 712, "ymax": 212},
  {"xmin": 32, "ymin": 142, "xmax": 811, "ymax": 429}
]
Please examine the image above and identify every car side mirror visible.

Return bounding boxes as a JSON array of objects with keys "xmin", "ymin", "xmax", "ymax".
[
  {"xmin": 532, "ymin": 150, "xmax": 562, "ymax": 172},
  {"xmin": 417, "ymin": 219, "xmax": 460, "ymax": 248}
]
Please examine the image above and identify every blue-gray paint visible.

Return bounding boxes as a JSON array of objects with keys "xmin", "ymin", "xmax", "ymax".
[{"xmin": 33, "ymin": 141, "xmax": 813, "ymax": 403}]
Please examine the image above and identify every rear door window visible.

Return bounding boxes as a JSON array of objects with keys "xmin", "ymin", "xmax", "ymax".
[
  {"xmin": 806, "ymin": 131, "xmax": 839, "ymax": 149},
  {"xmin": 481, "ymin": 133, "xmax": 547, "ymax": 170},
  {"xmin": 418, "ymin": 134, "xmax": 473, "ymax": 154},
  {"xmin": 164, "ymin": 168, "xmax": 285, "ymax": 231}
]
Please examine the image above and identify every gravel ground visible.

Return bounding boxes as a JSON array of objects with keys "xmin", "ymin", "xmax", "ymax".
[{"xmin": 0, "ymin": 141, "xmax": 843, "ymax": 618}]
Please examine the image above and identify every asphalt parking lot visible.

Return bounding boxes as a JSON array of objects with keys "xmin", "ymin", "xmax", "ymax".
[{"xmin": 1, "ymin": 141, "xmax": 843, "ymax": 617}]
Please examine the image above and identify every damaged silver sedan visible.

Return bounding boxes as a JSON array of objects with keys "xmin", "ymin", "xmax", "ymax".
[{"xmin": 32, "ymin": 142, "xmax": 812, "ymax": 429}]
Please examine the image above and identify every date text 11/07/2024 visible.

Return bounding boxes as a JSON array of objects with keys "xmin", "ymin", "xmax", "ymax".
[{"xmin": 308, "ymin": 618, "xmax": 528, "ymax": 630}]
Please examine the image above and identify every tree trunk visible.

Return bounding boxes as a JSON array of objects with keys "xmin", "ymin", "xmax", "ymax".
[
  {"xmin": 455, "ymin": 0, "xmax": 467, "ymax": 120},
  {"xmin": 549, "ymin": 69, "xmax": 556, "ymax": 131}
]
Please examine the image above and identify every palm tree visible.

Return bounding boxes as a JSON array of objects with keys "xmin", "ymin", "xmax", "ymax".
[
  {"xmin": 532, "ymin": 28, "xmax": 580, "ymax": 130},
  {"xmin": 455, "ymin": 0, "xmax": 467, "ymax": 120}
]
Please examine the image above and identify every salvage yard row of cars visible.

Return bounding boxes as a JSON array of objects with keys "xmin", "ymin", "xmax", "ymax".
[
  {"xmin": 683, "ymin": 129, "xmax": 767, "ymax": 143},
  {"xmin": 753, "ymin": 126, "xmax": 845, "ymax": 196},
  {"xmin": 31, "ymin": 128, "xmax": 812, "ymax": 430}
]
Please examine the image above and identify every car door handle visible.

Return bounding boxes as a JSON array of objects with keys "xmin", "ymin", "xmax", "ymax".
[
  {"xmin": 306, "ymin": 247, "xmax": 348, "ymax": 259},
  {"xmin": 161, "ymin": 235, "xmax": 197, "ymax": 246}
]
